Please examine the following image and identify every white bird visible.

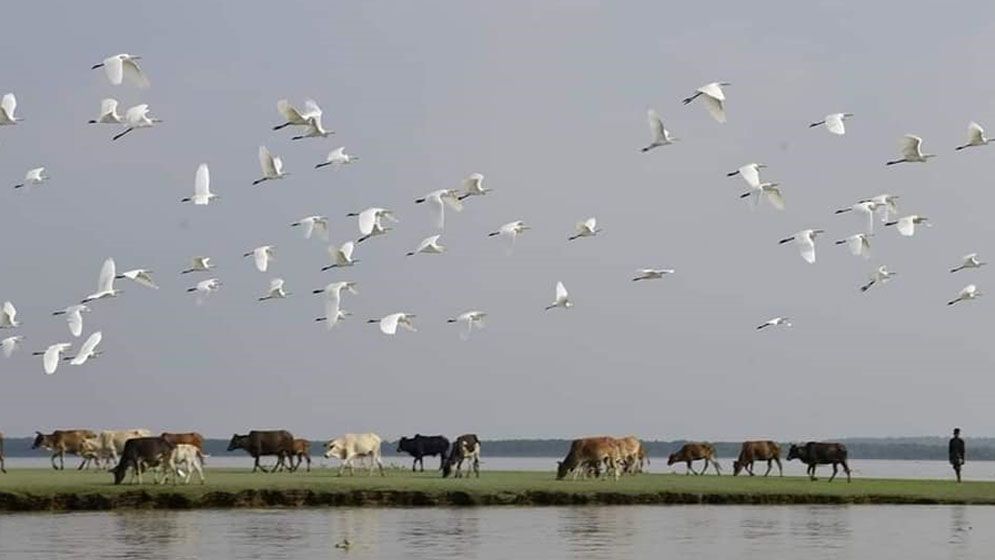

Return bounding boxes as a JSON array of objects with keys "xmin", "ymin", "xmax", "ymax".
[
  {"xmin": 860, "ymin": 194, "xmax": 899, "ymax": 223},
  {"xmin": 641, "ymin": 109, "xmax": 677, "ymax": 152},
  {"xmin": 545, "ymin": 281, "xmax": 572, "ymax": 311},
  {"xmin": 738, "ymin": 181, "xmax": 785, "ymax": 210},
  {"xmin": 860, "ymin": 266, "xmax": 897, "ymax": 292},
  {"xmin": 34, "ymin": 343, "xmax": 72, "ymax": 375},
  {"xmin": 886, "ymin": 135, "xmax": 935, "ymax": 165},
  {"xmin": 313, "ymin": 281, "xmax": 357, "ymax": 329},
  {"xmin": 682, "ymin": 82, "xmax": 729, "ymax": 123},
  {"xmin": 252, "ymin": 146, "xmax": 288, "ymax": 186},
  {"xmin": 368, "ymin": 312, "xmax": 417, "ymax": 335},
  {"xmin": 955, "ymin": 122, "xmax": 991, "ymax": 151},
  {"xmin": 181, "ymin": 164, "xmax": 217, "ymax": 205},
  {"xmin": 568, "ymin": 218, "xmax": 602, "ymax": 240},
  {"xmin": 809, "ymin": 112, "xmax": 853, "ymax": 135},
  {"xmin": 69, "ymin": 332, "xmax": 102, "ymax": 366},
  {"xmin": 951, "ymin": 253, "xmax": 986, "ymax": 273},
  {"xmin": 834, "ymin": 201, "xmax": 880, "ymax": 233},
  {"xmin": 407, "ymin": 235, "xmax": 445, "ymax": 256},
  {"xmin": 112, "ymin": 104, "xmax": 161, "ymax": 141},
  {"xmin": 414, "ymin": 189, "xmax": 463, "ymax": 230},
  {"xmin": 52, "ymin": 305, "xmax": 90, "ymax": 337},
  {"xmin": 92, "ymin": 54, "xmax": 149, "ymax": 88},
  {"xmin": 0, "ymin": 301, "xmax": 19, "ymax": 328},
  {"xmin": 81, "ymin": 258, "xmax": 122, "ymax": 303},
  {"xmin": 488, "ymin": 220, "xmax": 530, "ymax": 252},
  {"xmin": 116, "ymin": 269, "xmax": 158, "ymax": 289},
  {"xmin": 258, "ymin": 278, "xmax": 290, "ymax": 301},
  {"xmin": 322, "ymin": 242, "xmax": 358, "ymax": 270},
  {"xmin": 315, "ymin": 147, "xmax": 358, "ymax": 169},
  {"xmin": 13, "ymin": 167, "xmax": 49, "ymax": 189},
  {"xmin": 273, "ymin": 99, "xmax": 322, "ymax": 131},
  {"xmin": 458, "ymin": 173, "xmax": 490, "ymax": 200},
  {"xmin": 88, "ymin": 98, "xmax": 122, "ymax": 124},
  {"xmin": 834, "ymin": 233, "xmax": 872, "ymax": 259},
  {"xmin": 1, "ymin": 335, "xmax": 23, "ymax": 358},
  {"xmin": 291, "ymin": 115, "xmax": 333, "ymax": 140},
  {"xmin": 349, "ymin": 208, "xmax": 397, "ymax": 243},
  {"xmin": 885, "ymin": 215, "xmax": 930, "ymax": 237},
  {"xmin": 186, "ymin": 278, "xmax": 221, "ymax": 304},
  {"xmin": 948, "ymin": 284, "xmax": 982, "ymax": 306},
  {"xmin": 0, "ymin": 93, "xmax": 19, "ymax": 125},
  {"xmin": 448, "ymin": 311, "xmax": 486, "ymax": 340},
  {"xmin": 757, "ymin": 317, "xmax": 791, "ymax": 330},
  {"xmin": 291, "ymin": 215, "xmax": 329, "ymax": 241},
  {"xmin": 727, "ymin": 163, "xmax": 767, "ymax": 183},
  {"xmin": 181, "ymin": 256, "xmax": 214, "ymax": 274},
  {"xmin": 779, "ymin": 229, "xmax": 824, "ymax": 264},
  {"xmin": 632, "ymin": 269, "xmax": 676, "ymax": 281},
  {"xmin": 244, "ymin": 246, "xmax": 275, "ymax": 272}
]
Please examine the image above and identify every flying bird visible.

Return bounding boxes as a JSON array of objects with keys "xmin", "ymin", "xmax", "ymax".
[
  {"xmin": 13, "ymin": 167, "xmax": 49, "ymax": 189},
  {"xmin": 955, "ymin": 122, "xmax": 991, "ymax": 151},
  {"xmin": 407, "ymin": 235, "xmax": 446, "ymax": 256},
  {"xmin": 112, "ymin": 104, "xmax": 161, "ymax": 141},
  {"xmin": 1, "ymin": 335, "xmax": 23, "ymax": 358},
  {"xmin": 739, "ymin": 181, "xmax": 785, "ymax": 210},
  {"xmin": 181, "ymin": 256, "xmax": 214, "ymax": 274},
  {"xmin": 34, "ymin": 343, "xmax": 72, "ymax": 375},
  {"xmin": 948, "ymin": 284, "xmax": 982, "ymax": 306},
  {"xmin": 368, "ymin": 313, "xmax": 417, "ymax": 335},
  {"xmin": 0, "ymin": 301, "xmax": 19, "ymax": 328},
  {"xmin": 779, "ymin": 229, "xmax": 824, "ymax": 264},
  {"xmin": 88, "ymin": 98, "xmax": 122, "ymax": 124},
  {"xmin": 253, "ymin": 146, "xmax": 288, "ymax": 185},
  {"xmin": 322, "ymin": 242, "xmax": 358, "ymax": 270},
  {"xmin": 757, "ymin": 317, "xmax": 791, "ymax": 330},
  {"xmin": 488, "ymin": 220, "xmax": 530, "ymax": 252},
  {"xmin": 414, "ymin": 189, "xmax": 463, "ymax": 230},
  {"xmin": 545, "ymin": 281, "xmax": 572, "ymax": 311},
  {"xmin": 568, "ymin": 218, "xmax": 602, "ymax": 240},
  {"xmin": 885, "ymin": 215, "xmax": 930, "ymax": 237},
  {"xmin": 860, "ymin": 266, "xmax": 896, "ymax": 292},
  {"xmin": 291, "ymin": 115, "xmax": 333, "ymax": 140},
  {"xmin": 181, "ymin": 164, "xmax": 217, "ymax": 205},
  {"xmin": 273, "ymin": 99, "xmax": 322, "ymax": 131},
  {"xmin": 116, "ymin": 269, "xmax": 158, "ymax": 289},
  {"xmin": 458, "ymin": 173, "xmax": 490, "ymax": 200},
  {"xmin": 68, "ymin": 332, "xmax": 103, "ymax": 366},
  {"xmin": 350, "ymin": 208, "xmax": 397, "ymax": 243},
  {"xmin": 291, "ymin": 216, "xmax": 329, "ymax": 241},
  {"xmin": 809, "ymin": 113, "xmax": 852, "ymax": 135},
  {"xmin": 886, "ymin": 135, "xmax": 935, "ymax": 165},
  {"xmin": 244, "ymin": 246, "xmax": 275, "ymax": 272},
  {"xmin": 835, "ymin": 201, "xmax": 880, "ymax": 233},
  {"xmin": 0, "ymin": 93, "xmax": 19, "ymax": 125},
  {"xmin": 951, "ymin": 253, "xmax": 986, "ymax": 273},
  {"xmin": 860, "ymin": 194, "xmax": 899, "ymax": 223},
  {"xmin": 682, "ymin": 82, "xmax": 729, "ymax": 123},
  {"xmin": 313, "ymin": 281, "xmax": 357, "ymax": 329},
  {"xmin": 92, "ymin": 54, "xmax": 149, "ymax": 87},
  {"xmin": 641, "ymin": 109, "xmax": 677, "ymax": 152},
  {"xmin": 448, "ymin": 311, "xmax": 487, "ymax": 340},
  {"xmin": 52, "ymin": 305, "xmax": 90, "ymax": 337},
  {"xmin": 81, "ymin": 258, "xmax": 122, "ymax": 303},
  {"xmin": 315, "ymin": 147, "xmax": 358, "ymax": 169},
  {"xmin": 186, "ymin": 278, "xmax": 221, "ymax": 304},
  {"xmin": 632, "ymin": 269, "xmax": 675, "ymax": 281},
  {"xmin": 727, "ymin": 163, "xmax": 766, "ymax": 181},
  {"xmin": 834, "ymin": 233, "xmax": 872, "ymax": 259},
  {"xmin": 258, "ymin": 278, "xmax": 290, "ymax": 301}
]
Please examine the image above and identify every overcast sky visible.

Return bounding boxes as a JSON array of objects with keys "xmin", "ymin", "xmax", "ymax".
[{"xmin": 1, "ymin": 1, "xmax": 993, "ymax": 441}]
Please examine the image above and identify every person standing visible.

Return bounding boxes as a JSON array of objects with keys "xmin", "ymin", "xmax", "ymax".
[{"xmin": 949, "ymin": 428, "xmax": 966, "ymax": 483}]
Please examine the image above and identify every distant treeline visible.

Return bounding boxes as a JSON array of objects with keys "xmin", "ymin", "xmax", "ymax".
[{"xmin": 5, "ymin": 437, "xmax": 993, "ymax": 460}]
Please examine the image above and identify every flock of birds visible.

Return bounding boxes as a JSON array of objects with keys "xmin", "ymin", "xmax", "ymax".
[{"xmin": 0, "ymin": 66, "xmax": 987, "ymax": 375}]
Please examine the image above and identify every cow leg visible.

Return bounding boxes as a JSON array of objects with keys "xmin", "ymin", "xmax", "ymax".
[
  {"xmin": 808, "ymin": 464, "xmax": 817, "ymax": 481},
  {"xmin": 763, "ymin": 460, "xmax": 772, "ymax": 477},
  {"xmin": 474, "ymin": 456, "xmax": 480, "ymax": 478},
  {"xmin": 305, "ymin": 454, "xmax": 311, "ymax": 473},
  {"xmin": 829, "ymin": 463, "xmax": 838, "ymax": 482},
  {"xmin": 713, "ymin": 459, "xmax": 721, "ymax": 476},
  {"xmin": 775, "ymin": 458, "xmax": 783, "ymax": 477},
  {"xmin": 843, "ymin": 461, "xmax": 851, "ymax": 483}
]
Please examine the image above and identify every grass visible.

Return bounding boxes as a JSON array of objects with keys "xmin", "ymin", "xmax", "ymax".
[{"xmin": 0, "ymin": 468, "xmax": 992, "ymax": 510}]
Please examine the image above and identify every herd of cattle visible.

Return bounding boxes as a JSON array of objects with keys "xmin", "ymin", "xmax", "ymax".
[{"xmin": 0, "ymin": 430, "xmax": 852, "ymax": 484}]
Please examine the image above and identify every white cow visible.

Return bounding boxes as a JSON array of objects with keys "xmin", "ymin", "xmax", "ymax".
[
  {"xmin": 324, "ymin": 433, "xmax": 385, "ymax": 476},
  {"xmin": 78, "ymin": 437, "xmax": 115, "ymax": 469},
  {"xmin": 98, "ymin": 429, "xmax": 153, "ymax": 463},
  {"xmin": 159, "ymin": 444, "xmax": 205, "ymax": 485}
]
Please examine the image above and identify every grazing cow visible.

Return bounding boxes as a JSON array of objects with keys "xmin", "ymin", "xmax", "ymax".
[
  {"xmin": 787, "ymin": 442, "xmax": 852, "ymax": 482},
  {"xmin": 443, "ymin": 434, "xmax": 481, "ymax": 479},
  {"xmin": 616, "ymin": 436, "xmax": 648, "ymax": 475},
  {"xmin": 227, "ymin": 430, "xmax": 295, "ymax": 473},
  {"xmin": 31, "ymin": 429, "xmax": 97, "ymax": 470},
  {"xmin": 396, "ymin": 434, "xmax": 450, "ymax": 472},
  {"xmin": 667, "ymin": 442, "xmax": 721, "ymax": 475},
  {"xmin": 288, "ymin": 439, "xmax": 312, "ymax": 472},
  {"xmin": 161, "ymin": 432, "xmax": 206, "ymax": 452},
  {"xmin": 324, "ymin": 433, "xmax": 385, "ymax": 476},
  {"xmin": 556, "ymin": 436, "xmax": 621, "ymax": 480},
  {"xmin": 0, "ymin": 432, "xmax": 6, "ymax": 474},
  {"xmin": 161, "ymin": 443, "xmax": 205, "ymax": 485},
  {"xmin": 112, "ymin": 436, "xmax": 175, "ymax": 484},
  {"xmin": 733, "ymin": 440, "xmax": 783, "ymax": 477}
]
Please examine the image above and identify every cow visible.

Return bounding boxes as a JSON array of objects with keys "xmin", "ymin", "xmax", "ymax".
[
  {"xmin": 111, "ymin": 436, "xmax": 175, "ymax": 485},
  {"xmin": 97, "ymin": 429, "xmax": 153, "ymax": 463},
  {"xmin": 0, "ymin": 432, "xmax": 6, "ymax": 474},
  {"xmin": 227, "ymin": 430, "xmax": 295, "ymax": 473},
  {"xmin": 787, "ymin": 442, "xmax": 852, "ymax": 482},
  {"xmin": 733, "ymin": 440, "xmax": 783, "ymax": 477},
  {"xmin": 160, "ymin": 443, "xmax": 205, "ymax": 485},
  {"xmin": 616, "ymin": 436, "xmax": 648, "ymax": 475},
  {"xmin": 78, "ymin": 437, "xmax": 115, "ymax": 470},
  {"xmin": 667, "ymin": 442, "xmax": 721, "ymax": 475},
  {"xmin": 31, "ymin": 429, "xmax": 98, "ymax": 470},
  {"xmin": 396, "ymin": 434, "xmax": 450, "ymax": 472},
  {"xmin": 288, "ymin": 439, "xmax": 312, "ymax": 472},
  {"xmin": 324, "ymin": 433, "xmax": 385, "ymax": 476},
  {"xmin": 556, "ymin": 437, "xmax": 621, "ymax": 480},
  {"xmin": 161, "ymin": 432, "xmax": 206, "ymax": 452},
  {"xmin": 443, "ymin": 434, "xmax": 481, "ymax": 479}
]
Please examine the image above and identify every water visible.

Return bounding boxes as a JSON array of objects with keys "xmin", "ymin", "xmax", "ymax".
[{"xmin": 0, "ymin": 505, "xmax": 992, "ymax": 559}]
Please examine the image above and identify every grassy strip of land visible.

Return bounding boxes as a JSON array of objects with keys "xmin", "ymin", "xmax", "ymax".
[{"xmin": 0, "ymin": 469, "xmax": 991, "ymax": 511}]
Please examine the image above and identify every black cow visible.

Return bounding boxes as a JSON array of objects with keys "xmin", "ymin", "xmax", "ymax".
[
  {"xmin": 112, "ymin": 436, "xmax": 175, "ymax": 484},
  {"xmin": 396, "ymin": 434, "xmax": 450, "ymax": 472},
  {"xmin": 787, "ymin": 442, "xmax": 851, "ymax": 482},
  {"xmin": 443, "ymin": 434, "xmax": 481, "ymax": 478},
  {"xmin": 227, "ymin": 430, "xmax": 295, "ymax": 473}
]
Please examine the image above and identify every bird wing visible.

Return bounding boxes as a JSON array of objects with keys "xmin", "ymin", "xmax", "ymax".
[
  {"xmin": 698, "ymin": 82, "xmax": 726, "ymax": 101},
  {"xmin": 2, "ymin": 337, "xmax": 19, "ymax": 358},
  {"xmin": 195, "ymin": 163, "xmax": 210, "ymax": 197},
  {"xmin": 254, "ymin": 247, "xmax": 270, "ymax": 272},
  {"xmin": 797, "ymin": 236, "xmax": 816, "ymax": 264},
  {"xmin": 44, "ymin": 346, "xmax": 63, "ymax": 374},
  {"xmin": 901, "ymin": 135, "xmax": 922, "ymax": 158},
  {"xmin": 122, "ymin": 57, "xmax": 150, "ymax": 88},
  {"xmin": 131, "ymin": 270, "xmax": 159, "ymax": 289},
  {"xmin": 584, "ymin": 217, "xmax": 597, "ymax": 231},
  {"xmin": 897, "ymin": 216, "xmax": 915, "ymax": 236},
  {"xmin": 463, "ymin": 173, "xmax": 484, "ymax": 192},
  {"xmin": 415, "ymin": 236, "xmax": 434, "ymax": 253},
  {"xmin": 555, "ymin": 281, "xmax": 568, "ymax": 301},
  {"xmin": 825, "ymin": 113, "xmax": 846, "ymax": 135},
  {"xmin": 313, "ymin": 218, "xmax": 329, "ymax": 241},
  {"xmin": 380, "ymin": 313, "xmax": 401, "ymax": 335},
  {"xmin": 269, "ymin": 278, "xmax": 284, "ymax": 293},
  {"xmin": 125, "ymin": 104, "xmax": 149, "ymax": 125},
  {"xmin": 963, "ymin": 285, "xmax": 977, "ymax": 297},
  {"xmin": 98, "ymin": 258, "xmax": 116, "ymax": 292},
  {"xmin": 963, "ymin": 253, "xmax": 978, "ymax": 262},
  {"xmin": 443, "ymin": 191, "xmax": 463, "ymax": 212},
  {"xmin": 72, "ymin": 332, "xmax": 102, "ymax": 365},
  {"xmin": 272, "ymin": 156, "xmax": 284, "ymax": 175},
  {"xmin": 339, "ymin": 241, "xmax": 355, "ymax": 261},
  {"xmin": 300, "ymin": 217, "xmax": 316, "ymax": 239},
  {"xmin": 303, "ymin": 99, "xmax": 322, "ymax": 119},
  {"xmin": 100, "ymin": 98, "xmax": 118, "ymax": 116},
  {"xmin": 104, "ymin": 56, "xmax": 124, "ymax": 85},
  {"xmin": 324, "ymin": 298, "xmax": 341, "ymax": 329},
  {"xmin": 429, "ymin": 194, "xmax": 446, "ymax": 229},
  {"xmin": 968, "ymin": 121, "xmax": 984, "ymax": 144},
  {"xmin": 327, "ymin": 147, "xmax": 345, "ymax": 161},
  {"xmin": 358, "ymin": 208, "xmax": 378, "ymax": 235},
  {"xmin": 258, "ymin": 146, "xmax": 276, "ymax": 176},
  {"xmin": 647, "ymin": 109, "xmax": 666, "ymax": 141},
  {"xmin": 68, "ymin": 308, "xmax": 84, "ymax": 337},
  {"xmin": 398, "ymin": 315, "xmax": 417, "ymax": 332},
  {"xmin": 701, "ymin": 96, "xmax": 726, "ymax": 123},
  {"xmin": 739, "ymin": 164, "xmax": 760, "ymax": 188},
  {"xmin": 277, "ymin": 100, "xmax": 305, "ymax": 123},
  {"xmin": 1, "ymin": 93, "xmax": 15, "ymax": 119},
  {"xmin": 2, "ymin": 301, "xmax": 15, "ymax": 323}
]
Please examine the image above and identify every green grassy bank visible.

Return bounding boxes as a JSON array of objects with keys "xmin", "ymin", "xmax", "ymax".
[{"xmin": 0, "ymin": 469, "xmax": 992, "ymax": 511}]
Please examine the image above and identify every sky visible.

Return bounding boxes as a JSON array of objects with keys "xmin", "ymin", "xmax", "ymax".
[{"xmin": 1, "ymin": 1, "xmax": 994, "ymax": 441}]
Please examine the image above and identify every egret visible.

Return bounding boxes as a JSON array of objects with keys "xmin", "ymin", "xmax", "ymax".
[
  {"xmin": 313, "ymin": 281, "xmax": 357, "ymax": 329},
  {"xmin": 244, "ymin": 246, "xmax": 275, "ymax": 272},
  {"xmin": 448, "ymin": 311, "xmax": 486, "ymax": 340},
  {"xmin": 0, "ymin": 301, "xmax": 18, "ymax": 328},
  {"xmin": 809, "ymin": 113, "xmax": 852, "ymax": 135},
  {"xmin": 181, "ymin": 164, "xmax": 217, "ymax": 205},
  {"xmin": 312, "ymin": 280, "xmax": 358, "ymax": 298},
  {"xmin": 68, "ymin": 332, "xmax": 102, "ymax": 366},
  {"xmin": 414, "ymin": 189, "xmax": 462, "ymax": 230},
  {"xmin": 252, "ymin": 146, "xmax": 288, "ymax": 185},
  {"xmin": 682, "ymin": 82, "xmax": 729, "ymax": 123},
  {"xmin": 92, "ymin": 54, "xmax": 149, "ymax": 88},
  {"xmin": 951, "ymin": 253, "xmax": 986, "ymax": 273},
  {"xmin": 632, "ymin": 269, "xmax": 675, "ymax": 281},
  {"xmin": 757, "ymin": 317, "xmax": 791, "ymax": 330},
  {"xmin": 81, "ymin": 258, "xmax": 122, "ymax": 303},
  {"xmin": 315, "ymin": 147, "xmax": 358, "ymax": 169},
  {"xmin": 181, "ymin": 256, "xmax": 214, "ymax": 274},
  {"xmin": 885, "ymin": 215, "xmax": 930, "ymax": 237},
  {"xmin": 116, "ymin": 269, "xmax": 158, "ymax": 289},
  {"xmin": 52, "ymin": 305, "xmax": 90, "ymax": 337},
  {"xmin": 778, "ymin": 229, "xmax": 824, "ymax": 264},
  {"xmin": 948, "ymin": 284, "xmax": 982, "ymax": 306},
  {"xmin": 322, "ymin": 242, "xmax": 357, "ymax": 270},
  {"xmin": 860, "ymin": 194, "xmax": 899, "ymax": 223},
  {"xmin": 186, "ymin": 278, "xmax": 221, "ymax": 304},
  {"xmin": 407, "ymin": 235, "xmax": 445, "ymax": 256},
  {"xmin": 834, "ymin": 233, "xmax": 872, "ymax": 259},
  {"xmin": 290, "ymin": 215, "xmax": 329, "ymax": 240},
  {"xmin": 367, "ymin": 313, "xmax": 417, "ymax": 335},
  {"xmin": 349, "ymin": 208, "xmax": 397, "ymax": 243},
  {"xmin": 273, "ymin": 99, "xmax": 321, "ymax": 131},
  {"xmin": 291, "ymin": 115, "xmax": 333, "ymax": 140},
  {"xmin": 33, "ymin": 343, "xmax": 72, "ymax": 375},
  {"xmin": 739, "ymin": 181, "xmax": 785, "ymax": 210},
  {"xmin": 488, "ymin": 220, "xmax": 530, "ymax": 252},
  {"xmin": 1, "ymin": 335, "xmax": 23, "ymax": 358},
  {"xmin": 886, "ymin": 135, "xmax": 935, "ymax": 165},
  {"xmin": 860, "ymin": 266, "xmax": 896, "ymax": 292},
  {"xmin": 316, "ymin": 307, "xmax": 351, "ymax": 329},
  {"xmin": 13, "ymin": 167, "xmax": 49, "ymax": 189},
  {"xmin": 641, "ymin": 109, "xmax": 677, "ymax": 152},
  {"xmin": 457, "ymin": 173, "xmax": 490, "ymax": 200},
  {"xmin": 569, "ymin": 218, "xmax": 602, "ymax": 240},
  {"xmin": 727, "ymin": 163, "xmax": 766, "ymax": 181},
  {"xmin": 258, "ymin": 278, "xmax": 290, "ymax": 301},
  {"xmin": 112, "ymin": 104, "xmax": 160, "ymax": 141},
  {"xmin": 0, "ymin": 93, "xmax": 18, "ymax": 125},
  {"xmin": 88, "ymin": 98, "xmax": 122, "ymax": 124},
  {"xmin": 955, "ymin": 122, "xmax": 991, "ymax": 151},
  {"xmin": 545, "ymin": 281, "xmax": 572, "ymax": 311},
  {"xmin": 834, "ymin": 201, "xmax": 880, "ymax": 233}
]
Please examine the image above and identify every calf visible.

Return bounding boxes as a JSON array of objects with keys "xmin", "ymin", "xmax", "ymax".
[
  {"xmin": 733, "ymin": 440, "xmax": 783, "ymax": 477},
  {"xmin": 32, "ymin": 429, "xmax": 97, "ymax": 470},
  {"xmin": 112, "ymin": 436, "xmax": 175, "ymax": 484},
  {"xmin": 616, "ymin": 436, "xmax": 647, "ymax": 475},
  {"xmin": 556, "ymin": 437, "xmax": 621, "ymax": 480},
  {"xmin": 787, "ymin": 442, "xmax": 851, "ymax": 482},
  {"xmin": 289, "ymin": 439, "xmax": 312, "ymax": 472},
  {"xmin": 228, "ymin": 430, "xmax": 295, "ymax": 473},
  {"xmin": 443, "ymin": 434, "xmax": 481, "ymax": 479},
  {"xmin": 324, "ymin": 433, "xmax": 385, "ymax": 476},
  {"xmin": 78, "ymin": 437, "xmax": 115, "ymax": 470},
  {"xmin": 161, "ymin": 444, "xmax": 205, "ymax": 485},
  {"xmin": 396, "ymin": 434, "xmax": 450, "ymax": 472},
  {"xmin": 667, "ymin": 442, "xmax": 721, "ymax": 475}
]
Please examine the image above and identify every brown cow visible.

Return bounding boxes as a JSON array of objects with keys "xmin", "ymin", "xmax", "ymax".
[
  {"xmin": 732, "ymin": 440, "xmax": 783, "ymax": 477},
  {"xmin": 288, "ymin": 439, "xmax": 311, "ymax": 472},
  {"xmin": 556, "ymin": 437, "xmax": 621, "ymax": 480},
  {"xmin": 32, "ymin": 429, "xmax": 98, "ymax": 470},
  {"xmin": 667, "ymin": 442, "xmax": 721, "ymax": 475},
  {"xmin": 228, "ymin": 430, "xmax": 295, "ymax": 472},
  {"xmin": 616, "ymin": 436, "xmax": 648, "ymax": 475},
  {"xmin": 0, "ymin": 432, "xmax": 6, "ymax": 474},
  {"xmin": 161, "ymin": 432, "xmax": 206, "ymax": 452}
]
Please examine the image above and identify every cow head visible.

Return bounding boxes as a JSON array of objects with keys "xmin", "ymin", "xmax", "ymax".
[
  {"xmin": 666, "ymin": 452, "xmax": 679, "ymax": 466},
  {"xmin": 442, "ymin": 459, "xmax": 453, "ymax": 478},
  {"xmin": 112, "ymin": 462, "xmax": 127, "ymax": 485},
  {"xmin": 324, "ymin": 440, "xmax": 342, "ymax": 459},
  {"xmin": 786, "ymin": 444, "xmax": 801, "ymax": 461},
  {"xmin": 395, "ymin": 437, "xmax": 408, "ymax": 453},
  {"xmin": 31, "ymin": 432, "xmax": 48, "ymax": 449},
  {"xmin": 227, "ymin": 434, "xmax": 247, "ymax": 451},
  {"xmin": 555, "ymin": 460, "xmax": 570, "ymax": 480},
  {"xmin": 732, "ymin": 460, "xmax": 743, "ymax": 476}
]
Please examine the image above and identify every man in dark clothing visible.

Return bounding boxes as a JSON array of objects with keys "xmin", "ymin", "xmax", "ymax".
[{"xmin": 949, "ymin": 428, "xmax": 966, "ymax": 483}]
